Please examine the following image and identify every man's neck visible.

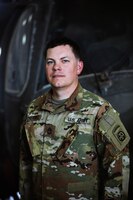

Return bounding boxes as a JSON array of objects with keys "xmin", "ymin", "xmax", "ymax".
[{"xmin": 52, "ymin": 83, "xmax": 78, "ymax": 100}]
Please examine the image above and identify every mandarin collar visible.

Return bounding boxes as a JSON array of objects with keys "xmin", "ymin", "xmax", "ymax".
[{"xmin": 41, "ymin": 83, "xmax": 83, "ymax": 112}]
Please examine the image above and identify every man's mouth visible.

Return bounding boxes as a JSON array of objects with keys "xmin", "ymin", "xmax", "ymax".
[{"xmin": 52, "ymin": 74, "xmax": 65, "ymax": 78}]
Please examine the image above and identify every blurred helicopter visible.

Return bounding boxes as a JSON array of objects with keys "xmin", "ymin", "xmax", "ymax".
[{"xmin": 0, "ymin": 0, "xmax": 133, "ymax": 199}]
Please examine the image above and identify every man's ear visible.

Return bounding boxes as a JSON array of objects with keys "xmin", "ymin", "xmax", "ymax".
[{"xmin": 77, "ymin": 60, "xmax": 84, "ymax": 75}]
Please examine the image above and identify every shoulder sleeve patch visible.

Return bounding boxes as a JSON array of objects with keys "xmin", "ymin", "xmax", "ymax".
[{"xmin": 98, "ymin": 107, "xmax": 130, "ymax": 151}]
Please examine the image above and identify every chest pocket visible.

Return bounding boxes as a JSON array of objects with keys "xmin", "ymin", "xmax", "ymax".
[
  {"xmin": 65, "ymin": 111, "xmax": 95, "ymax": 135},
  {"xmin": 53, "ymin": 111, "xmax": 98, "ymax": 168},
  {"xmin": 24, "ymin": 111, "xmax": 47, "ymax": 157},
  {"xmin": 25, "ymin": 122, "xmax": 43, "ymax": 157}
]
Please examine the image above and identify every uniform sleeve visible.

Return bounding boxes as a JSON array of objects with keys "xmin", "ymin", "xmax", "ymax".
[
  {"xmin": 19, "ymin": 124, "xmax": 33, "ymax": 200},
  {"xmin": 94, "ymin": 103, "xmax": 130, "ymax": 199}
]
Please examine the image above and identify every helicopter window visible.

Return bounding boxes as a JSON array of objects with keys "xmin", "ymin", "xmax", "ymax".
[{"xmin": 5, "ymin": 6, "xmax": 35, "ymax": 97}]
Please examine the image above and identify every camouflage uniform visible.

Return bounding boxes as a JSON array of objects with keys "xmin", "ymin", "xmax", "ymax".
[{"xmin": 19, "ymin": 83, "xmax": 130, "ymax": 200}]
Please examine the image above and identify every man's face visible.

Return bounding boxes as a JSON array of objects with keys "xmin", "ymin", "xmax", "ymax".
[{"xmin": 45, "ymin": 44, "xmax": 83, "ymax": 89}]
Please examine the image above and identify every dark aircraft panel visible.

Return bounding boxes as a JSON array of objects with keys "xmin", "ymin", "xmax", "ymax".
[{"xmin": 5, "ymin": 6, "xmax": 36, "ymax": 97}]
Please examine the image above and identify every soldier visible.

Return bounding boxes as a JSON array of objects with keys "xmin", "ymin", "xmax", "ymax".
[{"xmin": 19, "ymin": 37, "xmax": 130, "ymax": 199}]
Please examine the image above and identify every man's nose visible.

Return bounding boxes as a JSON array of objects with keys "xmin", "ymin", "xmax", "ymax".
[{"xmin": 53, "ymin": 62, "xmax": 61, "ymax": 70}]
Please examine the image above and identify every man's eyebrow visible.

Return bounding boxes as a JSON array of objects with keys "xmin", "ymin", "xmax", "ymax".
[
  {"xmin": 46, "ymin": 58, "xmax": 54, "ymax": 61},
  {"xmin": 46, "ymin": 56, "xmax": 69, "ymax": 61},
  {"xmin": 60, "ymin": 56, "xmax": 69, "ymax": 60}
]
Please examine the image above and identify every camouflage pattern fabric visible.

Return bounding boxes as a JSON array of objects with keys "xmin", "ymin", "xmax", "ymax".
[{"xmin": 19, "ymin": 83, "xmax": 130, "ymax": 200}]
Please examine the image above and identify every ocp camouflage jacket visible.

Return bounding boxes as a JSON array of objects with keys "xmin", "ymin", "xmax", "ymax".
[{"xmin": 19, "ymin": 83, "xmax": 130, "ymax": 200}]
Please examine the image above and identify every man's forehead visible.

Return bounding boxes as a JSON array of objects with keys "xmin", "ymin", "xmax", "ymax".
[
  {"xmin": 46, "ymin": 44, "xmax": 74, "ymax": 57},
  {"xmin": 47, "ymin": 44, "xmax": 72, "ymax": 51}
]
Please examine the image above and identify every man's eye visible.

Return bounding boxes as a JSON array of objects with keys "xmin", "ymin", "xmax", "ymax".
[
  {"xmin": 62, "ymin": 59, "xmax": 69, "ymax": 63},
  {"xmin": 47, "ymin": 60, "xmax": 54, "ymax": 65}
]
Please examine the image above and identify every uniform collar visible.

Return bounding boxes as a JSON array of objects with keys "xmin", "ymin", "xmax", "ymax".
[{"xmin": 41, "ymin": 83, "xmax": 83, "ymax": 113}]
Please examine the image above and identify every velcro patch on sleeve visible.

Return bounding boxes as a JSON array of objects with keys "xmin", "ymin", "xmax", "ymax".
[{"xmin": 99, "ymin": 107, "xmax": 130, "ymax": 151}]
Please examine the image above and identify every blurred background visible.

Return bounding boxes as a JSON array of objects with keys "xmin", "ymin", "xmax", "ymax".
[{"xmin": 0, "ymin": 0, "xmax": 133, "ymax": 199}]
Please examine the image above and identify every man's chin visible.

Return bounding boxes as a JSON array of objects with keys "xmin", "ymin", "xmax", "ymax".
[{"xmin": 52, "ymin": 83, "xmax": 64, "ymax": 88}]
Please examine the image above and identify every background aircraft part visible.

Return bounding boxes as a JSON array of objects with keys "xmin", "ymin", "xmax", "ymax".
[{"xmin": 5, "ymin": 6, "xmax": 36, "ymax": 97}]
